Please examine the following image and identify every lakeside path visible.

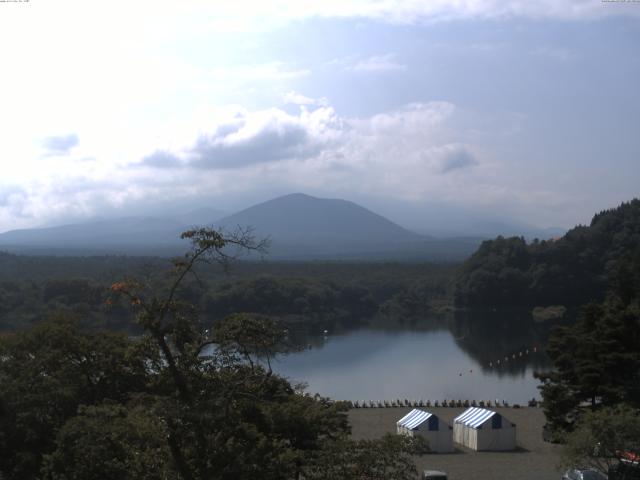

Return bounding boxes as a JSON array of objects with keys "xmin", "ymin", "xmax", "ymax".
[{"xmin": 348, "ymin": 407, "xmax": 563, "ymax": 480}]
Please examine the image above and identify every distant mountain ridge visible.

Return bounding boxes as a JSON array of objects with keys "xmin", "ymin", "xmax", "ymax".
[
  {"xmin": 0, "ymin": 193, "xmax": 481, "ymax": 260},
  {"xmin": 0, "ymin": 217, "xmax": 182, "ymax": 245}
]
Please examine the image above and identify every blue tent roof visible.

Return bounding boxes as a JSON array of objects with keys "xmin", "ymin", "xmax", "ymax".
[
  {"xmin": 397, "ymin": 409, "xmax": 433, "ymax": 430},
  {"xmin": 454, "ymin": 407, "xmax": 497, "ymax": 429}
]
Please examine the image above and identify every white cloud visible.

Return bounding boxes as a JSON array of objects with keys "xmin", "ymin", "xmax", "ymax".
[
  {"xmin": 41, "ymin": 134, "xmax": 79, "ymax": 156},
  {"xmin": 136, "ymin": 101, "xmax": 482, "ymax": 203},
  {"xmin": 0, "ymin": 100, "xmax": 480, "ymax": 230},
  {"xmin": 349, "ymin": 54, "xmax": 407, "ymax": 72},
  {"xmin": 163, "ymin": 0, "xmax": 640, "ymax": 30},
  {"xmin": 282, "ymin": 91, "xmax": 328, "ymax": 106},
  {"xmin": 158, "ymin": 0, "xmax": 640, "ymax": 32},
  {"xmin": 0, "ymin": 93, "xmax": 614, "ymax": 232},
  {"xmin": 209, "ymin": 62, "xmax": 311, "ymax": 82},
  {"xmin": 142, "ymin": 105, "xmax": 343, "ymax": 170}
]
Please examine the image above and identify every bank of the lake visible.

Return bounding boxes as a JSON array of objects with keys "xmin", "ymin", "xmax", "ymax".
[{"xmin": 349, "ymin": 406, "xmax": 563, "ymax": 480}]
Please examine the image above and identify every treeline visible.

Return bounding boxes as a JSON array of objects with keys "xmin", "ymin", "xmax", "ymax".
[
  {"xmin": 454, "ymin": 199, "xmax": 640, "ymax": 308},
  {"xmin": 0, "ymin": 255, "xmax": 455, "ymax": 332},
  {"xmin": 535, "ymin": 248, "xmax": 640, "ymax": 445},
  {"xmin": 0, "ymin": 229, "xmax": 428, "ymax": 480}
]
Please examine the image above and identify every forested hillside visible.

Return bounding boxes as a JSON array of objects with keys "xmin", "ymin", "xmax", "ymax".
[
  {"xmin": 454, "ymin": 199, "xmax": 640, "ymax": 308},
  {"xmin": 0, "ymin": 254, "xmax": 453, "ymax": 332}
]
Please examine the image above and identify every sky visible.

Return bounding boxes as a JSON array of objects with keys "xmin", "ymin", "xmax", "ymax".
[{"xmin": 0, "ymin": 0, "xmax": 639, "ymax": 235}]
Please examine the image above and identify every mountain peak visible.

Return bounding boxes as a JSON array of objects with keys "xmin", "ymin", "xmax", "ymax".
[{"xmin": 216, "ymin": 193, "xmax": 421, "ymax": 247}]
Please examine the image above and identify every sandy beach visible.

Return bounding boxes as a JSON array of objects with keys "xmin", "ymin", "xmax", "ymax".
[{"xmin": 348, "ymin": 406, "xmax": 563, "ymax": 480}]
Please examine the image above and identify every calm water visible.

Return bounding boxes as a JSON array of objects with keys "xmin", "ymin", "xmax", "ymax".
[{"xmin": 273, "ymin": 312, "xmax": 554, "ymax": 404}]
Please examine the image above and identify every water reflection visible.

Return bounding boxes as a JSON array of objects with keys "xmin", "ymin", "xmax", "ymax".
[
  {"xmin": 273, "ymin": 310, "xmax": 558, "ymax": 403},
  {"xmin": 450, "ymin": 310, "xmax": 553, "ymax": 377}
]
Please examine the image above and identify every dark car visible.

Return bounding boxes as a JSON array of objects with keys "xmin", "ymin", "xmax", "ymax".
[{"xmin": 609, "ymin": 456, "xmax": 640, "ymax": 480}]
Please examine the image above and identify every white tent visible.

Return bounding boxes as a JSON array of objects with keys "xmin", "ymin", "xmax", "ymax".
[
  {"xmin": 453, "ymin": 407, "xmax": 516, "ymax": 451},
  {"xmin": 396, "ymin": 409, "xmax": 453, "ymax": 453}
]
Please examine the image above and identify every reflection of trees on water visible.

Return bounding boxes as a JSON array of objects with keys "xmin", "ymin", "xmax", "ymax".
[
  {"xmin": 449, "ymin": 309, "xmax": 556, "ymax": 378},
  {"xmin": 281, "ymin": 313, "xmax": 449, "ymax": 353},
  {"xmin": 279, "ymin": 309, "xmax": 568, "ymax": 380}
]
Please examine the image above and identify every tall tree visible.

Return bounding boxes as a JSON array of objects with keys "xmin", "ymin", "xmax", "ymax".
[
  {"xmin": 536, "ymin": 252, "xmax": 640, "ymax": 436},
  {"xmin": 1, "ymin": 227, "xmax": 426, "ymax": 480},
  {"xmin": 0, "ymin": 316, "xmax": 149, "ymax": 479}
]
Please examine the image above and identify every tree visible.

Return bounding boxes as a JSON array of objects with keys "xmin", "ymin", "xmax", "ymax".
[
  {"xmin": 17, "ymin": 226, "xmax": 426, "ymax": 480},
  {"xmin": 561, "ymin": 405, "xmax": 640, "ymax": 476},
  {"xmin": 536, "ymin": 252, "xmax": 640, "ymax": 436},
  {"xmin": 454, "ymin": 199, "xmax": 640, "ymax": 309},
  {"xmin": 0, "ymin": 315, "xmax": 149, "ymax": 480},
  {"xmin": 42, "ymin": 402, "xmax": 177, "ymax": 480},
  {"xmin": 303, "ymin": 434, "xmax": 428, "ymax": 480},
  {"xmin": 212, "ymin": 313, "xmax": 284, "ymax": 373}
]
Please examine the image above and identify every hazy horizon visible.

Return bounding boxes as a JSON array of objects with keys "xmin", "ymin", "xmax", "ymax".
[
  {"xmin": 1, "ymin": 1, "xmax": 639, "ymax": 235},
  {"xmin": 0, "ymin": 190, "xmax": 575, "ymax": 239}
]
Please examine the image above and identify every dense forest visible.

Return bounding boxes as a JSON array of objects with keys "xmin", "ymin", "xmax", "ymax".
[
  {"xmin": 0, "ymin": 229, "xmax": 428, "ymax": 480},
  {"xmin": 535, "ymin": 248, "xmax": 640, "ymax": 446},
  {"xmin": 0, "ymin": 253, "xmax": 454, "ymax": 333},
  {"xmin": 454, "ymin": 199, "xmax": 640, "ymax": 308}
]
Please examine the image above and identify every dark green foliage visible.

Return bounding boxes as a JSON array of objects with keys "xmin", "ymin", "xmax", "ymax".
[
  {"xmin": 1, "ymin": 228, "xmax": 425, "ymax": 480},
  {"xmin": 42, "ymin": 402, "xmax": 177, "ymax": 480},
  {"xmin": 0, "ymin": 252, "xmax": 454, "ymax": 333},
  {"xmin": 536, "ymin": 251, "xmax": 640, "ymax": 436},
  {"xmin": 561, "ymin": 405, "xmax": 640, "ymax": 475},
  {"xmin": 0, "ymin": 317, "xmax": 149, "ymax": 479},
  {"xmin": 455, "ymin": 199, "xmax": 640, "ymax": 307},
  {"xmin": 204, "ymin": 276, "xmax": 377, "ymax": 328},
  {"xmin": 303, "ymin": 434, "xmax": 428, "ymax": 480}
]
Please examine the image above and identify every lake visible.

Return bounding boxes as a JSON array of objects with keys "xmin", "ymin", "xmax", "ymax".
[{"xmin": 272, "ymin": 312, "xmax": 554, "ymax": 404}]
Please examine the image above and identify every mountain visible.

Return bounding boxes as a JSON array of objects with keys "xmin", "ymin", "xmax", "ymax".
[
  {"xmin": 217, "ymin": 193, "xmax": 417, "ymax": 242},
  {"xmin": 0, "ymin": 194, "xmax": 482, "ymax": 260},
  {"xmin": 172, "ymin": 207, "xmax": 226, "ymax": 227},
  {"xmin": 212, "ymin": 193, "xmax": 485, "ymax": 260},
  {"xmin": 0, "ymin": 217, "xmax": 187, "ymax": 255}
]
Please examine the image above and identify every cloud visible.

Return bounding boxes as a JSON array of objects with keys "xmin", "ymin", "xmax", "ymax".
[
  {"xmin": 424, "ymin": 144, "xmax": 479, "ymax": 173},
  {"xmin": 331, "ymin": 0, "xmax": 638, "ymax": 22},
  {"xmin": 41, "ymin": 133, "xmax": 79, "ymax": 155},
  {"xmin": 170, "ymin": 0, "xmax": 640, "ymax": 32},
  {"xmin": 210, "ymin": 62, "xmax": 311, "ymax": 82},
  {"xmin": 0, "ymin": 185, "xmax": 26, "ymax": 208},
  {"xmin": 282, "ymin": 91, "xmax": 328, "ymax": 106},
  {"xmin": 142, "ymin": 106, "xmax": 343, "ymax": 170},
  {"xmin": 349, "ymin": 54, "xmax": 407, "ymax": 73},
  {"xmin": 135, "ymin": 100, "xmax": 485, "ymax": 212},
  {"xmin": 142, "ymin": 150, "xmax": 182, "ymax": 168},
  {"xmin": 0, "ymin": 100, "xmax": 577, "ymax": 234},
  {"xmin": 140, "ymin": 102, "xmax": 475, "ymax": 182}
]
